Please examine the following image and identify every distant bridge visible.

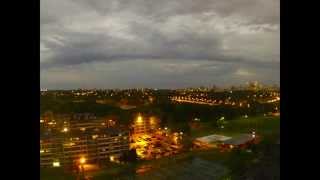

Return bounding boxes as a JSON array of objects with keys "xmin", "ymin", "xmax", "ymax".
[
  {"xmin": 170, "ymin": 96, "xmax": 221, "ymax": 106},
  {"xmin": 170, "ymin": 96, "xmax": 247, "ymax": 107}
]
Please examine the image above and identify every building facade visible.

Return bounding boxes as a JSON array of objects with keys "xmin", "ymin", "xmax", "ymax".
[
  {"xmin": 40, "ymin": 127, "xmax": 129, "ymax": 168},
  {"xmin": 130, "ymin": 115, "xmax": 160, "ymax": 135}
]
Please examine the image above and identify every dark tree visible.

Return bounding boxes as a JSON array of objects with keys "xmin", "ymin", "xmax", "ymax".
[{"xmin": 120, "ymin": 149, "xmax": 138, "ymax": 162}]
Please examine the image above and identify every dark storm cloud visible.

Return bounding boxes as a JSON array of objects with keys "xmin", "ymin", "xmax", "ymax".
[
  {"xmin": 41, "ymin": 20, "xmax": 225, "ymax": 68},
  {"xmin": 40, "ymin": 0, "xmax": 279, "ymax": 88},
  {"xmin": 77, "ymin": 0, "xmax": 279, "ymax": 25}
]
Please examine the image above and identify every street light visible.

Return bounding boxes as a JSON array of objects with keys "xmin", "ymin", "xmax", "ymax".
[
  {"xmin": 80, "ymin": 157, "xmax": 86, "ymax": 164},
  {"xmin": 110, "ymin": 155, "xmax": 115, "ymax": 162},
  {"xmin": 137, "ymin": 115, "xmax": 143, "ymax": 123},
  {"xmin": 62, "ymin": 127, "xmax": 68, "ymax": 132}
]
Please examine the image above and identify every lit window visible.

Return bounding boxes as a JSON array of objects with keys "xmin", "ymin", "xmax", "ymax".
[
  {"xmin": 64, "ymin": 142, "xmax": 75, "ymax": 147},
  {"xmin": 53, "ymin": 161, "xmax": 60, "ymax": 167}
]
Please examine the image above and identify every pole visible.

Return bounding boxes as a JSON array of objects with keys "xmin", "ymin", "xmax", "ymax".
[
  {"xmin": 81, "ymin": 164, "xmax": 85, "ymax": 179},
  {"xmin": 76, "ymin": 163, "xmax": 80, "ymax": 180}
]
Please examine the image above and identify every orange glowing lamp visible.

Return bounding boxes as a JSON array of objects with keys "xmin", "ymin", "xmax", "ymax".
[{"xmin": 79, "ymin": 157, "xmax": 86, "ymax": 164}]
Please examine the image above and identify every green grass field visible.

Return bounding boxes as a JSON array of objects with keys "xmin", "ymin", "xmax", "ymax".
[
  {"xmin": 190, "ymin": 115, "xmax": 280, "ymax": 138},
  {"xmin": 189, "ymin": 115, "xmax": 280, "ymax": 179}
]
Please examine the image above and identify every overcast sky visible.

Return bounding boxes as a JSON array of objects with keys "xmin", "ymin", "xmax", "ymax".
[{"xmin": 40, "ymin": 0, "xmax": 279, "ymax": 89}]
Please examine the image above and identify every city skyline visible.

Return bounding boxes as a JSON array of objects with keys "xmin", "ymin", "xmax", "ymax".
[{"xmin": 41, "ymin": 0, "xmax": 279, "ymax": 89}]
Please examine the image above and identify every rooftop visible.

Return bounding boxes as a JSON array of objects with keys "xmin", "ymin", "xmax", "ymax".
[
  {"xmin": 195, "ymin": 134, "xmax": 231, "ymax": 144},
  {"xmin": 223, "ymin": 134, "xmax": 254, "ymax": 146},
  {"xmin": 119, "ymin": 105, "xmax": 137, "ymax": 110},
  {"xmin": 40, "ymin": 127, "xmax": 129, "ymax": 141}
]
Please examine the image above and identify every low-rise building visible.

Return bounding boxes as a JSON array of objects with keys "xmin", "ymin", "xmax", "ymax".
[
  {"xmin": 193, "ymin": 134, "xmax": 231, "ymax": 149},
  {"xmin": 220, "ymin": 134, "xmax": 256, "ymax": 149}
]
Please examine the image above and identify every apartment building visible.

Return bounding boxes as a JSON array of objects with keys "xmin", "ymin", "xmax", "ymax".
[{"xmin": 40, "ymin": 127, "xmax": 129, "ymax": 167}]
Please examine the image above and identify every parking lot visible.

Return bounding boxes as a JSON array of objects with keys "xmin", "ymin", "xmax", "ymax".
[{"xmin": 131, "ymin": 130, "xmax": 183, "ymax": 160}]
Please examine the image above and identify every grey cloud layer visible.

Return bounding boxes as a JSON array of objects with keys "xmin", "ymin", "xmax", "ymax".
[
  {"xmin": 41, "ymin": 59, "xmax": 279, "ymax": 89},
  {"xmin": 41, "ymin": 0, "xmax": 279, "ymax": 88}
]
